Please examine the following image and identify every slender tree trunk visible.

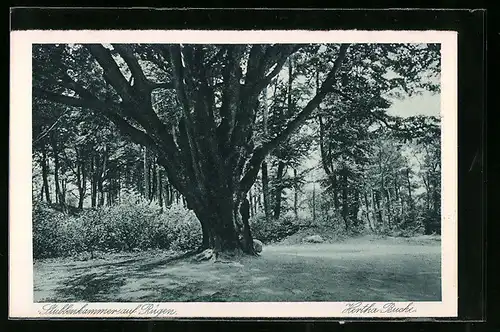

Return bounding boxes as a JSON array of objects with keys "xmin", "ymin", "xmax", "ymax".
[
  {"xmin": 80, "ymin": 154, "xmax": 87, "ymax": 209},
  {"xmin": 294, "ymin": 168, "xmax": 298, "ymax": 219},
  {"xmin": 40, "ymin": 178, "xmax": 44, "ymax": 201},
  {"xmin": 342, "ymin": 170, "xmax": 349, "ymax": 231},
  {"xmin": 385, "ymin": 188, "xmax": 392, "ymax": 228},
  {"xmin": 374, "ymin": 190, "xmax": 383, "ymax": 230},
  {"xmin": 364, "ymin": 191, "xmax": 374, "ymax": 231},
  {"xmin": 405, "ymin": 168, "xmax": 413, "ymax": 203},
  {"xmin": 350, "ymin": 189, "xmax": 360, "ymax": 228},
  {"xmin": 158, "ymin": 167, "xmax": 163, "ymax": 211},
  {"xmin": 98, "ymin": 146, "xmax": 107, "ymax": 207},
  {"xmin": 90, "ymin": 154, "xmax": 97, "ymax": 208},
  {"xmin": 273, "ymin": 161, "xmax": 285, "ymax": 219},
  {"xmin": 60, "ymin": 178, "xmax": 67, "ymax": 209},
  {"xmin": 248, "ymin": 188, "xmax": 254, "ymax": 218},
  {"xmin": 151, "ymin": 161, "xmax": 157, "ymax": 201},
  {"xmin": 312, "ymin": 183, "xmax": 316, "ymax": 223},
  {"xmin": 261, "ymin": 86, "xmax": 271, "ymax": 221},
  {"xmin": 261, "ymin": 161, "xmax": 271, "ymax": 220},
  {"xmin": 41, "ymin": 145, "xmax": 51, "ymax": 203},
  {"xmin": 50, "ymin": 132, "xmax": 61, "ymax": 205},
  {"xmin": 165, "ymin": 180, "xmax": 171, "ymax": 207},
  {"xmin": 143, "ymin": 147, "xmax": 149, "ymax": 200}
]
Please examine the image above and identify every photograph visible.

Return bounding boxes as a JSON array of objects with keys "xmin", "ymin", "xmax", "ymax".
[{"xmin": 9, "ymin": 30, "xmax": 458, "ymax": 318}]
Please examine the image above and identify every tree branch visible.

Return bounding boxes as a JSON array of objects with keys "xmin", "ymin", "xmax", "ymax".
[
  {"xmin": 86, "ymin": 44, "xmax": 134, "ymax": 103},
  {"xmin": 167, "ymin": 45, "xmax": 193, "ymax": 122},
  {"xmin": 112, "ymin": 44, "xmax": 150, "ymax": 89},
  {"xmin": 32, "ymin": 107, "xmax": 71, "ymax": 145},
  {"xmin": 239, "ymin": 44, "xmax": 350, "ymax": 194}
]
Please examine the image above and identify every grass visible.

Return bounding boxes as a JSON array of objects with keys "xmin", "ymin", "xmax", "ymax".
[{"xmin": 33, "ymin": 235, "xmax": 441, "ymax": 302}]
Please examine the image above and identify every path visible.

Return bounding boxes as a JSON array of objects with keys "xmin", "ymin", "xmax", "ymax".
[{"xmin": 34, "ymin": 236, "xmax": 441, "ymax": 302}]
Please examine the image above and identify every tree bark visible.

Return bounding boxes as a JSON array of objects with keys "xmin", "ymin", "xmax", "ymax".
[
  {"xmin": 261, "ymin": 161, "xmax": 271, "ymax": 220},
  {"xmin": 261, "ymin": 86, "xmax": 271, "ymax": 221},
  {"xmin": 158, "ymin": 166, "xmax": 163, "ymax": 210},
  {"xmin": 151, "ymin": 161, "xmax": 157, "ymax": 201},
  {"xmin": 342, "ymin": 170, "xmax": 349, "ymax": 231},
  {"xmin": 364, "ymin": 191, "xmax": 374, "ymax": 231},
  {"xmin": 90, "ymin": 154, "xmax": 97, "ymax": 208},
  {"xmin": 294, "ymin": 168, "xmax": 298, "ymax": 219},
  {"xmin": 143, "ymin": 147, "xmax": 150, "ymax": 200},
  {"xmin": 248, "ymin": 188, "xmax": 254, "ymax": 218},
  {"xmin": 75, "ymin": 148, "xmax": 87, "ymax": 209},
  {"xmin": 273, "ymin": 161, "xmax": 285, "ymax": 219},
  {"xmin": 41, "ymin": 145, "xmax": 51, "ymax": 203},
  {"xmin": 312, "ymin": 184, "xmax": 316, "ymax": 223},
  {"xmin": 50, "ymin": 132, "xmax": 61, "ymax": 206},
  {"xmin": 374, "ymin": 190, "xmax": 383, "ymax": 230},
  {"xmin": 98, "ymin": 146, "xmax": 107, "ymax": 207}
]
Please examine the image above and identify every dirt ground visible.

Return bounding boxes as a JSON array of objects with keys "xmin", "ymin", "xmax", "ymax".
[{"xmin": 33, "ymin": 235, "xmax": 441, "ymax": 302}]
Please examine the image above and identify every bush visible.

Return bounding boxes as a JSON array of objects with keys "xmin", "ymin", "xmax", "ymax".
[
  {"xmin": 33, "ymin": 201, "xmax": 69, "ymax": 258},
  {"xmin": 32, "ymin": 193, "xmax": 202, "ymax": 259},
  {"xmin": 166, "ymin": 204, "xmax": 202, "ymax": 251},
  {"xmin": 250, "ymin": 212, "xmax": 301, "ymax": 244}
]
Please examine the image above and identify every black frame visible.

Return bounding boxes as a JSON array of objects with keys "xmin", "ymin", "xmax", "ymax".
[{"xmin": 8, "ymin": 7, "xmax": 486, "ymax": 328}]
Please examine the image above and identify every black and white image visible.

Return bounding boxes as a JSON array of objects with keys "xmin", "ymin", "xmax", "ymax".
[{"xmin": 10, "ymin": 30, "xmax": 457, "ymax": 318}]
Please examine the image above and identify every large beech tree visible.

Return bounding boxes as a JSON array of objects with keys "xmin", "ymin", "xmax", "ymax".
[{"xmin": 32, "ymin": 43, "xmax": 440, "ymax": 255}]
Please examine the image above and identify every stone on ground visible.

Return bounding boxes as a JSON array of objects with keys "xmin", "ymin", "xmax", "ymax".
[
  {"xmin": 193, "ymin": 249, "xmax": 215, "ymax": 262},
  {"xmin": 253, "ymin": 239, "xmax": 263, "ymax": 253},
  {"xmin": 303, "ymin": 235, "xmax": 324, "ymax": 243}
]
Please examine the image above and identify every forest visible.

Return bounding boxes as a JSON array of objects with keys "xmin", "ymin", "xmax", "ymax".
[{"xmin": 32, "ymin": 42, "xmax": 441, "ymax": 261}]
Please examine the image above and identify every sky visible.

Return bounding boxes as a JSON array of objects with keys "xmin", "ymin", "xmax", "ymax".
[{"xmin": 386, "ymin": 91, "xmax": 441, "ymax": 118}]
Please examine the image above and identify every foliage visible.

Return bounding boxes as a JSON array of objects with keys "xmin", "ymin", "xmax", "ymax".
[
  {"xmin": 32, "ymin": 42, "xmax": 442, "ymax": 252},
  {"xmin": 32, "ymin": 193, "xmax": 201, "ymax": 259},
  {"xmin": 250, "ymin": 212, "xmax": 301, "ymax": 244}
]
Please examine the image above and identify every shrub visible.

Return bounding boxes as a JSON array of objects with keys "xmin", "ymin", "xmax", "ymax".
[
  {"xmin": 32, "ymin": 201, "xmax": 74, "ymax": 258},
  {"xmin": 250, "ymin": 212, "xmax": 300, "ymax": 244},
  {"xmin": 165, "ymin": 204, "xmax": 202, "ymax": 251},
  {"xmin": 32, "ymin": 194, "xmax": 203, "ymax": 259}
]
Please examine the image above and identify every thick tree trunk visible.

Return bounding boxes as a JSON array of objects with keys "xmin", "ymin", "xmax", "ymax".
[{"xmin": 192, "ymin": 195, "xmax": 253, "ymax": 255}]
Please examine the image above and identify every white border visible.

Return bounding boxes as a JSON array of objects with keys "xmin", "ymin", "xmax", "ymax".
[{"xmin": 9, "ymin": 30, "xmax": 458, "ymax": 319}]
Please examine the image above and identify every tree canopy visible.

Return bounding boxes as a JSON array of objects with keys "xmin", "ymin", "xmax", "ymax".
[{"xmin": 32, "ymin": 42, "xmax": 441, "ymax": 256}]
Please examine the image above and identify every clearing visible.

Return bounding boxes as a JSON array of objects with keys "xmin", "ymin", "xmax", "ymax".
[{"xmin": 34, "ymin": 235, "xmax": 441, "ymax": 302}]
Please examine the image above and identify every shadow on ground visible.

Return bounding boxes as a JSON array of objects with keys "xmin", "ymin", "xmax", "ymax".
[{"xmin": 34, "ymin": 236, "xmax": 441, "ymax": 302}]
